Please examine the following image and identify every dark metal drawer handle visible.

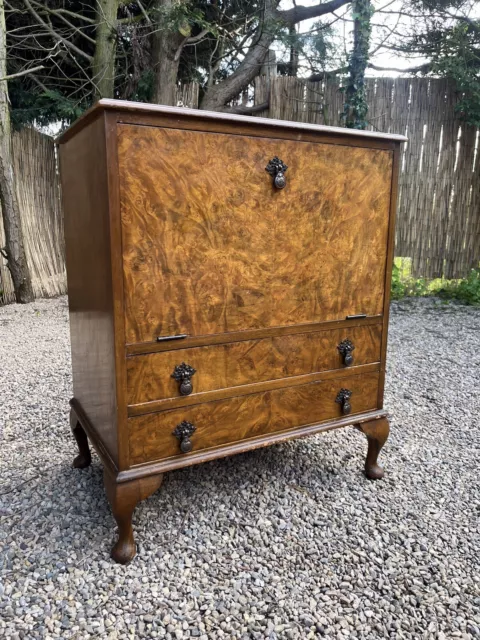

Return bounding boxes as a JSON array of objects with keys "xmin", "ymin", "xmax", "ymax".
[
  {"xmin": 337, "ymin": 339, "xmax": 355, "ymax": 366},
  {"xmin": 336, "ymin": 388, "xmax": 352, "ymax": 415},
  {"xmin": 266, "ymin": 156, "xmax": 288, "ymax": 189},
  {"xmin": 172, "ymin": 362, "xmax": 196, "ymax": 396},
  {"xmin": 173, "ymin": 420, "xmax": 196, "ymax": 453}
]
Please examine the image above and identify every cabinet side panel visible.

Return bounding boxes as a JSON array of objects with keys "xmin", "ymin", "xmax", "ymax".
[
  {"xmin": 377, "ymin": 143, "xmax": 401, "ymax": 408},
  {"xmin": 59, "ymin": 115, "xmax": 118, "ymax": 464}
]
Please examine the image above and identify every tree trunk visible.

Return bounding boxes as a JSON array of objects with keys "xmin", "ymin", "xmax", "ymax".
[
  {"xmin": 0, "ymin": 0, "xmax": 34, "ymax": 303},
  {"xmin": 288, "ymin": 25, "xmax": 299, "ymax": 77},
  {"xmin": 200, "ymin": 27, "xmax": 274, "ymax": 111},
  {"xmin": 151, "ymin": 0, "xmax": 184, "ymax": 106},
  {"xmin": 92, "ymin": 0, "xmax": 119, "ymax": 99},
  {"xmin": 343, "ymin": 0, "xmax": 372, "ymax": 129},
  {"xmin": 200, "ymin": 0, "xmax": 351, "ymax": 111}
]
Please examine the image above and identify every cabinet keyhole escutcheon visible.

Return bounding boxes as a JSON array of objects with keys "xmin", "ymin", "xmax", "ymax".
[
  {"xmin": 172, "ymin": 362, "xmax": 196, "ymax": 396},
  {"xmin": 265, "ymin": 156, "xmax": 288, "ymax": 189}
]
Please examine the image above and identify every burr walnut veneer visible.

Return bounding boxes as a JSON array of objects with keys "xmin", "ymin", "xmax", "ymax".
[{"xmin": 58, "ymin": 100, "xmax": 406, "ymax": 564}]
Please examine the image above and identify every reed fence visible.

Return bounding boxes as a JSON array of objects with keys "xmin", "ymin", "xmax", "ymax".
[
  {"xmin": 0, "ymin": 127, "xmax": 66, "ymax": 304},
  {"xmin": 1, "ymin": 77, "xmax": 478, "ymax": 304}
]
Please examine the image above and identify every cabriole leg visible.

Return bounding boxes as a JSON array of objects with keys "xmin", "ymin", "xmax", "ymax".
[
  {"xmin": 70, "ymin": 406, "xmax": 92, "ymax": 469},
  {"xmin": 103, "ymin": 471, "xmax": 164, "ymax": 565},
  {"xmin": 357, "ymin": 417, "xmax": 390, "ymax": 480}
]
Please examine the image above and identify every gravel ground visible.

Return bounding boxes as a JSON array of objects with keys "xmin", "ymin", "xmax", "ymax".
[{"xmin": 0, "ymin": 296, "xmax": 479, "ymax": 640}]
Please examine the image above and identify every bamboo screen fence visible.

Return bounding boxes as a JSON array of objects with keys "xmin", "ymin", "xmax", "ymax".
[
  {"xmin": 0, "ymin": 127, "xmax": 65, "ymax": 304},
  {"xmin": 1, "ymin": 77, "xmax": 478, "ymax": 304}
]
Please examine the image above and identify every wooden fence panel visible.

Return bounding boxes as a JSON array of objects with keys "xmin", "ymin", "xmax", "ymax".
[
  {"xmin": 464, "ymin": 129, "xmax": 480, "ymax": 273},
  {"xmin": 0, "ymin": 128, "xmax": 66, "ymax": 304},
  {"xmin": 176, "ymin": 82, "xmax": 199, "ymax": 109}
]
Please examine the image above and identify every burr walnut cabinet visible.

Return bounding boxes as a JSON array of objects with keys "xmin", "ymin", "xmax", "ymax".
[{"xmin": 58, "ymin": 99, "xmax": 406, "ymax": 564}]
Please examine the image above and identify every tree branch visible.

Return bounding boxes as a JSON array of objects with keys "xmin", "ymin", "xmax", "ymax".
[
  {"xmin": 174, "ymin": 27, "xmax": 212, "ymax": 62},
  {"xmin": 216, "ymin": 101, "xmax": 270, "ymax": 115},
  {"xmin": 307, "ymin": 60, "xmax": 431, "ymax": 81},
  {"xmin": 39, "ymin": 6, "xmax": 95, "ymax": 24},
  {"xmin": 308, "ymin": 67, "xmax": 347, "ymax": 80},
  {"xmin": 0, "ymin": 64, "xmax": 44, "ymax": 81},
  {"xmin": 201, "ymin": 0, "xmax": 277, "ymax": 110},
  {"xmin": 136, "ymin": 0, "xmax": 151, "ymax": 25},
  {"xmin": 186, "ymin": 27, "xmax": 212, "ymax": 46},
  {"xmin": 368, "ymin": 62, "xmax": 431, "ymax": 73},
  {"xmin": 22, "ymin": 0, "xmax": 93, "ymax": 62},
  {"xmin": 280, "ymin": 0, "xmax": 352, "ymax": 25},
  {"xmin": 30, "ymin": 0, "xmax": 96, "ymax": 45}
]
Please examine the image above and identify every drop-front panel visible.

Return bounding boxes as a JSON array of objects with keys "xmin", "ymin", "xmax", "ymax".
[
  {"xmin": 59, "ymin": 99, "xmax": 405, "ymax": 563},
  {"xmin": 118, "ymin": 125, "xmax": 393, "ymax": 344}
]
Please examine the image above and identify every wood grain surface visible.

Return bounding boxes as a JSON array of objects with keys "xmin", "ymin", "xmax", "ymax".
[
  {"xmin": 60, "ymin": 115, "xmax": 119, "ymax": 463},
  {"xmin": 58, "ymin": 100, "xmax": 407, "ymax": 146},
  {"xmin": 127, "ymin": 324, "xmax": 382, "ymax": 404},
  {"xmin": 128, "ymin": 372, "xmax": 380, "ymax": 465},
  {"xmin": 118, "ymin": 125, "xmax": 393, "ymax": 344}
]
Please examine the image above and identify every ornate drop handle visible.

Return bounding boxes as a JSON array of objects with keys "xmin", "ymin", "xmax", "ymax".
[
  {"xmin": 266, "ymin": 157, "xmax": 288, "ymax": 189},
  {"xmin": 172, "ymin": 362, "xmax": 196, "ymax": 396},
  {"xmin": 172, "ymin": 420, "xmax": 196, "ymax": 453},
  {"xmin": 335, "ymin": 388, "xmax": 352, "ymax": 415},
  {"xmin": 337, "ymin": 339, "xmax": 355, "ymax": 366}
]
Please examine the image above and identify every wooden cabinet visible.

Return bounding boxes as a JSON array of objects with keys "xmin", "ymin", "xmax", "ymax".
[{"xmin": 58, "ymin": 100, "xmax": 406, "ymax": 563}]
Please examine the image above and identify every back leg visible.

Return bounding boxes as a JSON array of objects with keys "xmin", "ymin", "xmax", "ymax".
[{"xmin": 70, "ymin": 405, "xmax": 92, "ymax": 469}]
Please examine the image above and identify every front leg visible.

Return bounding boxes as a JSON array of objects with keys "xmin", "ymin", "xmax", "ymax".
[
  {"xmin": 357, "ymin": 416, "xmax": 390, "ymax": 480},
  {"xmin": 70, "ymin": 406, "xmax": 92, "ymax": 469},
  {"xmin": 103, "ymin": 470, "xmax": 164, "ymax": 564}
]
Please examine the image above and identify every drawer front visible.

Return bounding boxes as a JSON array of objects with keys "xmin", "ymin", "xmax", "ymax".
[
  {"xmin": 128, "ymin": 372, "xmax": 379, "ymax": 465},
  {"xmin": 127, "ymin": 324, "xmax": 382, "ymax": 405},
  {"xmin": 118, "ymin": 125, "xmax": 392, "ymax": 343}
]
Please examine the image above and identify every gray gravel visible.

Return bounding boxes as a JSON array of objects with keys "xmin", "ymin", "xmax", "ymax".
[{"xmin": 1, "ymin": 296, "xmax": 479, "ymax": 640}]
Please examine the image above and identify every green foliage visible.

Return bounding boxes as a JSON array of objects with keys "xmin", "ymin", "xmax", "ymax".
[
  {"xmin": 391, "ymin": 260, "xmax": 480, "ymax": 306},
  {"xmin": 275, "ymin": 21, "xmax": 341, "ymax": 77},
  {"xmin": 437, "ymin": 269, "xmax": 480, "ymax": 305},
  {"xmin": 129, "ymin": 69, "xmax": 155, "ymax": 104},
  {"xmin": 403, "ymin": 4, "xmax": 480, "ymax": 127},
  {"xmin": 431, "ymin": 23, "xmax": 480, "ymax": 127},
  {"xmin": 391, "ymin": 263, "xmax": 407, "ymax": 299},
  {"xmin": 154, "ymin": 1, "xmax": 213, "ymax": 38},
  {"xmin": 390, "ymin": 263, "xmax": 430, "ymax": 299},
  {"xmin": 9, "ymin": 85, "xmax": 90, "ymax": 130}
]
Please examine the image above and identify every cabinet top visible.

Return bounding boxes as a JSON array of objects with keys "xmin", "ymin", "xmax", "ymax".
[{"xmin": 57, "ymin": 98, "xmax": 408, "ymax": 145}]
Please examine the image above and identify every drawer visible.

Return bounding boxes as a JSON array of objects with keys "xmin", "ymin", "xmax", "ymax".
[
  {"xmin": 127, "ymin": 324, "xmax": 382, "ymax": 405},
  {"xmin": 128, "ymin": 372, "xmax": 380, "ymax": 465}
]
